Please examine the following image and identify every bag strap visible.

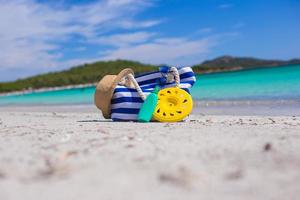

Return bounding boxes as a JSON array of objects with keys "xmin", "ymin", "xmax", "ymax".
[
  {"xmin": 169, "ymin": 67, "xmax": 180, "ymax": 87},
  {"xmin": 119, "ymin": 67, "xmax": 180, "ymax": 101},
  {"xmin": 127, "ymin": 74, "xmax": 146, "ymax": 101}
]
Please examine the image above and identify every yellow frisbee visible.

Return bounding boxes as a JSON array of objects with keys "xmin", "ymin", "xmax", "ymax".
[{"xmin": 153, "ymin": 87, "xmax": 193, "ymax": 122}]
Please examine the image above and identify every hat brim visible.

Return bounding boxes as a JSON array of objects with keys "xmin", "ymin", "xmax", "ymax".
[{"xmin": 94, "ymin": 68, "xmax": 134, "ymax": 119}]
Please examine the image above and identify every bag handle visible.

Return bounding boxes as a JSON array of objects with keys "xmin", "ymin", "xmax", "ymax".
[
  {"xmin": 169, "ymin": 67, "xmax": 180, "ymax": 87},
  {"xmin": 119, "ymin": 67, "xmax": 180, "ymax": 101}
]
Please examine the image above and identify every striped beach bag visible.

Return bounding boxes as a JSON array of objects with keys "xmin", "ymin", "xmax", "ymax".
[{"xmin": 111, "ymin": 66, "xmax": 196, "ymax": 121}]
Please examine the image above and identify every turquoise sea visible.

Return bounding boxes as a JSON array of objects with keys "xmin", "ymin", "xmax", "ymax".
[{"xmin": 0, "ymin": 64, "xmax": 300, "ymax": 105}]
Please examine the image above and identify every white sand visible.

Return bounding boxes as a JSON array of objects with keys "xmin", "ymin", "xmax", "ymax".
[{"xmin": 0, "ymin": 106, "xmax": 300, "ymax": 200}]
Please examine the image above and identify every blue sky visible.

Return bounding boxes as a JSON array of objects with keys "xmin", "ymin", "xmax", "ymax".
[{"xmin": 0, "ymin": 0, "xmax": 299, "ymax": 81}]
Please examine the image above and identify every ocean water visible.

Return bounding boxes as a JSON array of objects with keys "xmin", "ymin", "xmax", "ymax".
[
  {"xmin": 191, "ymin": 64, "xmax": 300, "ymax": 100},
  {"xmin": 0, "ymin": 64, "xmax": 300, "ymax": 106}
]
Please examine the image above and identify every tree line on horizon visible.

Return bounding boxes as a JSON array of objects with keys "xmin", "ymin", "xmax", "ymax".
[{"xmin": 1, "ymin": 56, "xmax": 300, "ymax": 93}]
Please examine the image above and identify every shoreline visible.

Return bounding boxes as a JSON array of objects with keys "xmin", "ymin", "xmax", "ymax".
[
  {"xmin": 0, "ymin": 83, "xmax": 96, "ymax": 97},
  {"xmin": 1, "ymin": 101, "xmax": 300, "ymax": 116},
  {"xmin": 2, "ymin": 63, "xmax": 300, "ymax": 97}
]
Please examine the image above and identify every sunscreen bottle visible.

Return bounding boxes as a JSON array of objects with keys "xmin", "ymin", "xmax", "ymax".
[{"xmin": 138, "ymin": 86, "xmax": 159, "ymax": 122}]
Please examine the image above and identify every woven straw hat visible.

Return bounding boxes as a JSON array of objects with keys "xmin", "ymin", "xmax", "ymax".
[{"xmin": 94, "ymin": 68, "xmax": 134, "ymax": 119}]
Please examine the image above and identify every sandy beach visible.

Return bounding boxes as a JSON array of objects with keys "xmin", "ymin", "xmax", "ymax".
[{"xmin": 0, "ymin": 105, "xmax": 299, "ymax": 200}]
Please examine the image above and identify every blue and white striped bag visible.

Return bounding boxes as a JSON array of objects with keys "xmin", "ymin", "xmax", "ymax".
[{"xmin": 110, "ymin": 66, "xmax": 196, "ymax": 121}]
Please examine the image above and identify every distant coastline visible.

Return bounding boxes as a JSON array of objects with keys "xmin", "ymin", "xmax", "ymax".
[
  {"xmin": 2, "ymin": 63, "xmax": 300, "ymax": 98},
  {"xmin": 0, "ymin": 83, "xmax": 96, "ymax": 97},
  {"xmin": 196, "ymin": 62, "xmax": 300, "ymax": 75},
  {"xmin": 1, "ymin": 56, "xmax": 300, "ymax": 94},
  {"xmin": 192, "ymin": 55, "xmax": 300, "ymax": 74}
]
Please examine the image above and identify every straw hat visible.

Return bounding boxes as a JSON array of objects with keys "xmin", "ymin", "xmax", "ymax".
[{"xmin": 94, "ymin": 68, "xmax": 134, "ymax": 119}]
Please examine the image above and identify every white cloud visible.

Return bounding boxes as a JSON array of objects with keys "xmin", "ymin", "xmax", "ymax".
[
  {"xmin": 0, "ymin": 0, "xmax": 225, "ymax": 81},
  {"xmin": 93, "ymin": 31, "xmax": 156, "ymax": 47},
  {"xmin": 118, "ymin": 19, "xmax": 162, "ymax": 29},
  {"xmin": 0, "ymin": 0, "xmax": 158, "ymax": 75},
  {"xmin": 100, "ymin": 37, "xmax": 217, "ymax": 65}
]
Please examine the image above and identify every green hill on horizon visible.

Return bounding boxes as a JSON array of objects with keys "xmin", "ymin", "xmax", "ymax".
[
  {"xmin": 0, "ymin": 60, "xmax": 156, "ymax": 93},
  {"xmin": 193, "ymin": 55, "xmax": 300, "ymax": 73},
  {"xmin": 1, "ymin": 56, "xmax": 300, "ymax": 93}
]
